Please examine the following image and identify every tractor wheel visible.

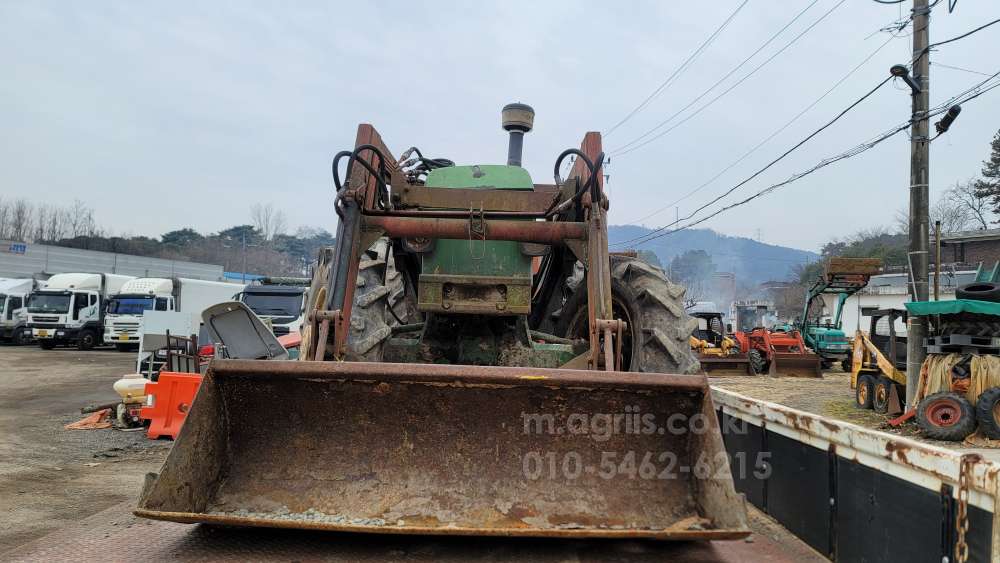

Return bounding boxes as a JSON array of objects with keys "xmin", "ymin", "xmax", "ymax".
[
  {"xmin": 748, "ymin": 349, "xmax": 768, "ymax": 375},
  {"xmin": 556, "ymin": 255, "xmax": 699, "ymax": 374},
  {"xmin": 872, "ymin": 376, "xmax": 893, "ymax": 414},
  {"xmin": 975, "ymin": 387, "xmax": 1000, "ymax": 440},
  {"xmin": 917, "ymin": 392, "xmax": 976, "ymax": 441},
  {"xmin": 345, "ymin": 240, "xmax": 397, "ymax": 362},
  {"xmin": 855, "ymin": 374, "xmax": 874, "ymax": 410}
]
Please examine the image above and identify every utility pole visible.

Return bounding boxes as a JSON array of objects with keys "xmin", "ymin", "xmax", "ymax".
[{"xmin": 905, "ymin": 0, "xmax": 931, "ymax": 408}]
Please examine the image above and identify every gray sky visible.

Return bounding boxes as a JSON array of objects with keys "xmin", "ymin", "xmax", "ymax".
[{"xmin": 2, "ymin": 1, "xmax": 998, "ymax": 252}]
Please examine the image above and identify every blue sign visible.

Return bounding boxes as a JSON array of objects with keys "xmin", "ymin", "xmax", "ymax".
[{"xmin": 7, "ymin": 242, "xmax": 27, "ymax": 254}]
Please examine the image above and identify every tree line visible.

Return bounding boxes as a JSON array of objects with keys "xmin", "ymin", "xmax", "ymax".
[{"xmin": 0, "ymin": 199, "xmax": 334, "ymax": 276}]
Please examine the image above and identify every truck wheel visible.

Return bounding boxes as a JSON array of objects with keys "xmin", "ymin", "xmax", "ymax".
[
  {"xmin": 975, "ymin": 387, "xmax": 1000, "ymax": 440},
  {"xmin": 556, "ymin": 255, "xmax": 700, "ymax": 374},
  {"xmin": 39, "ymin": 340, "xmax": 56, "ymax": 350},
  {"xmin": 749, "ymin": 349, "xmax": 768, "ymax": 375},
  {"xmin": 820, "ymin": 360, "xmax": 833, "ymax": 370},
  {"xmin": 855, "ymin": 374, "xmax": 874, "ymax": 410},
  {"xmin": 841, "ymin": 357, "xmax": 852, "ymax": 373},
  {"xmin": 77, "ymin": 330, "xmax": 97, "ymax": 351},
  {"xmin": 872, "ymin": 376, "xmax": 893, "ymax": 414},
  {"xmin": 11, "ymin": 330, "xmax": 25, "ymax": 346},
  {"xmin": 917, "ymin": 392, "xmax": 976, "ymax": 441}
]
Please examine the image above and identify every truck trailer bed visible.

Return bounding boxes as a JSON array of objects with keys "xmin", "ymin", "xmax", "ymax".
[{"xmin": 2, "ymin": 501, "xmax": 823, "ymax": 562}]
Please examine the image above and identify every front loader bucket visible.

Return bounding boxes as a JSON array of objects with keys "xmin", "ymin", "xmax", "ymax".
[
  {"xmin": 698, "ymin": 355, "xmax": 754, "ymax": 377},
  {"xmin": 768, "ymin": 352, "xmax": 823, "ymax": 378},
  {"xmin": 136, "ymin": 360, "xmax": 749, "ymax": 540}
]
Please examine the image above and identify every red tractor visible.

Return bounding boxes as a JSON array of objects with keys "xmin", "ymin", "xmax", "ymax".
[{"xmin": 735, "ymin": 325, "xmax": 822, "ymax": 378}]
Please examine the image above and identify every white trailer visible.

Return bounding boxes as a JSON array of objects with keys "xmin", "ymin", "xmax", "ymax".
[
  {"xmin": 25, "ymin": 273, "xmax": 134, "ymax": 350},
  {"xmin": 104, "ymin": 277, "xmax": 243, "ymax": 351},
  {"xmin": 0, "ymin": 278, "xmax": 37, "ymax": 344}
]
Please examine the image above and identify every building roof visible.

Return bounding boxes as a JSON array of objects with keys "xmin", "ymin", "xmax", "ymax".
[{"xmin": 941, "ymin": 228, "xmax": 1000, "ymax": 243}]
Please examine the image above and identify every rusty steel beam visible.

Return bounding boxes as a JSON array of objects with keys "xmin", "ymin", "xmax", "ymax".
[{"xmin": 363, "ymin": 215, "xmax": 586, "ymax": 244}]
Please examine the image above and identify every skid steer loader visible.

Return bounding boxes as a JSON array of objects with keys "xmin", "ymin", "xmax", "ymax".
[{"xmin": 136, "ymin": 104, "xmax": 749, "ymax": 540}]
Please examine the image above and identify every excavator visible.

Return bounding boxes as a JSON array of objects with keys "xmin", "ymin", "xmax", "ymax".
[{"xmin": 135, "ymin": 105, "xmax": 749, "ymax": 540}]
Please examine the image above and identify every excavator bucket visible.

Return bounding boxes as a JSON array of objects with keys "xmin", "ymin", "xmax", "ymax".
[
  {"xmin": 698, "ymin": 356, "xmax": 754, "ymax": 377},
  {"xmin": 136, "ymin": 359, "xmax": 750, "ymax": 540},
  {"xmin": 768, "ymin": 352, "xmax": 823, "ymax": 378}
]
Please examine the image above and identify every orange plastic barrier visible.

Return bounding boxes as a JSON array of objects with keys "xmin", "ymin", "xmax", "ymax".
[{"xmin": 141, "ymin": 372, "xmax": 203, "ymax": 439}]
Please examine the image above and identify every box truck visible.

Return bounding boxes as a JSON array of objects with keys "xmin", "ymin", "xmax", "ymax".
[
  {"xmin": 25, "ymin": 273, "xmax": 134, "ymax": 350},
  {"xmin": 104, "ymin": 277, "xmax": 244, "ymax": 351},
  {"xmin": 0, "ymin": 278, "xmax": 37, "ymax": 344}
]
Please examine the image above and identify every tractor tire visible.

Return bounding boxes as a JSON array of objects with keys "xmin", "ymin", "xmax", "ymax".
[
  {"xmin": 749, "ymin": 349, "xmax": 768, "ymax": 375},
  {"xmin": 556, "ymin": 255, "xmax": 700, "ymax": 374},
  {"xmin": 975, "ymin": 387, "xmax": 1000, "ymax": 440},
  {"xmin": 872, "ymin": 376, "xmax": 893, "ymax": 414},
  {"xmin": 855, "ymin": 374, "xmax": 874, "ymax": 410},
  {"xmin": 77, "ymin": 329, "xmax": 97, "ymax": 351},
  {"xmin": 345, "ymin": 240, "xmax": 396, "ymax": 362},
  {"xmin": 917, "ymin": 392, "xmax": 977, "ymax": 441}
]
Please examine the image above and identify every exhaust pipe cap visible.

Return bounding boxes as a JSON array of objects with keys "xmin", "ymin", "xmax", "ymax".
[{"xmin": 502, "ymin": 103, "xmax": 534, "ymax": 133}]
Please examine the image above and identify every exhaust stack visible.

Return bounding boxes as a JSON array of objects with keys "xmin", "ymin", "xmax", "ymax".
[{"xmin": 501, "ymin": 102, "xmax": 534, "ymax": 167}]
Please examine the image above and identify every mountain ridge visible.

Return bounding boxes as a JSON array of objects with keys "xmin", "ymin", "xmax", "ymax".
[{"xmin": 608, "ymin": 225, "xmax": 819, "ymax": 286}]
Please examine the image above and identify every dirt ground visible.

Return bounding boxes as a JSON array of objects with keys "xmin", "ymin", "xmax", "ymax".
[
  {"xmin": 0, "ymin": 345, "xmax": 170, "ymax": 551},
  {"xmin": 710, "ymin": 366, "xmax": 1000, "ymax": 462},
  {"xmin": 0, "ymin": 345, "xmax": 822, "ymax": 560}
]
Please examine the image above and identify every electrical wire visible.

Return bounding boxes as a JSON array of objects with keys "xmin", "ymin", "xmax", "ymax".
[
  {"xmin": 613, "ymin": 74, "xmax": 893, "ymax": 247},
  {"xmin": 611, "ymin": 0, "xmax": 824, "ymax": 154},
  {"xmin": 910, "ymin": 17, "xmax": 1000, "ymax": 67},
  {"xmin": 618, "ymin": 73, "xmax": 1000, "ymax": 247},
  {"xmin": 605, "ymin": 0, "xmax": 750, "ymax": 137},
  {"xmin": 934, "ymin": 62, "xmax": 992, "ymax": 77},
  {"xmin": 629, "ymin": 31, "xmax": 899, "ymax": 226}
]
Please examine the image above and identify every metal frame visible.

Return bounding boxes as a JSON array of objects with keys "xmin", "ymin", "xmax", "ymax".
[{"xmin": 309, "ymin": 125, "xmax": 622, "ymax": 370}]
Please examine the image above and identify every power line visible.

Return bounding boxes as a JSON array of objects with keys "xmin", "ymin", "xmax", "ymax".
[
  {"xmin": 604, "ymin": 0, "xmax": 749, "ymax": 137},
  {"xmin": 608, "ymin": 0, "xmax": 828, "ymax": 156},
  {"xmin": 910, "ymin": 17, "xmax": 1000, "ymax": 67},
  {"xmin": 621, "ymin": 73, "xmax": 1000, "ymax": 247},
  {"xmin": 629, "ymin": 31, "xmax": 900, "ymax": 226},
  {"xmin": 934, "ymin": 62, "xmax": 991, "ymax": 77},
  {"xmin": 615, "ymin": 74, "xmax": 893, "ymax": 247}
]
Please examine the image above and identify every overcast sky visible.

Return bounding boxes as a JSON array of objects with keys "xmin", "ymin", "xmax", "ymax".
[{"xmin": 2, "ymin": 1, "xmax": 998, "ymax": 252}]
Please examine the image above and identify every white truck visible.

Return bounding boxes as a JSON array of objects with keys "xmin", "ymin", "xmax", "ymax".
[
  {"xmin": 0, "ymin": 278, "xmax": 37, "ymax": 345},
  {"xmin": 104, "ymin": 277, "xmax": 244, "ymax": 351},
  {"xmin": 237, "ymin": 282, "xmax": 308, "ymax": 336},
  {"xmin": 25, "ymin": 273, "xmax": 134, "ymax": 350}
]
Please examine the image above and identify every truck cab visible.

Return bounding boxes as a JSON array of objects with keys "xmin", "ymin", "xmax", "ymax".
[
  {"xmin": 105, "ymin": 278, "xmax": 174, "ymax": 350},
  {"xmin": 0, "ymin": 278, "xmax": 34, "ymax": 344},
  {"xmin": 25, "ymin": 273, "xmax": 134, "ymax": 350},
  {"xmin": 238, "ymin": 284, "xmax": 306, "ymax": 336}
]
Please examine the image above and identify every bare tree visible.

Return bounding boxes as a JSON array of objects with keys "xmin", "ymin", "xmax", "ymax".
[
  {"xmin": 250, "ymin": 203, "xmax": 288, "ymax": 241},
  {"xmin": 0, "ymin": 198, "xmax": 10, "ymax": 240},
  {"xmin": 945, "ymin": 179, "xmax": 991, "ymax": 230},
  {"xmin": 9, "ymin": 199, "xmax": 33, "ymax": 242}
]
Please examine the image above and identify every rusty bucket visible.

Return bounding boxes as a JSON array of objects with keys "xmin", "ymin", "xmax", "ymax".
[
  {"xmin": 136, "ymin": 360, "xmax": 749, "ymax": 540},
  {"xmin": 768, "ymin": 352, "xmax": 823, "ymax": 378}
]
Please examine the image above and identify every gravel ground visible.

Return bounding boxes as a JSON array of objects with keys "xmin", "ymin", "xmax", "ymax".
[{"xmin": 0, "ymin": 345, "xmax": 170, "ymax": 551}]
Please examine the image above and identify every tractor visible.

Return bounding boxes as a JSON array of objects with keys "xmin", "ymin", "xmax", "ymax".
[{"xmin": 136, "ymin": 104, "xmax": 749, "ymax": 540}]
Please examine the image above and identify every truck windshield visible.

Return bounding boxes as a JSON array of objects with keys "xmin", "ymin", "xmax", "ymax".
[
  {"xmin": 0, "ymin": 295, "xmax": 6, "ymax": 315},
  {"xmin": 107, "ymin": 296, "xmax": 156, "ymax": 315},
  {"xmin": 243, "ymin": 292, "xmax": 301, "ymax": 317},
  {"xmin": 27, "ymin": 293, "xmax": 71, "ymax": 314}
]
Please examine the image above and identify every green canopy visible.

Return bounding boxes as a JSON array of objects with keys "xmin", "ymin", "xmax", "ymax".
[{"xmin": 904, "ymin": 299, "xmax": 1000, "ymax": 317}]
